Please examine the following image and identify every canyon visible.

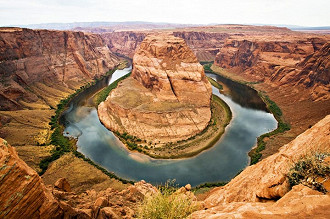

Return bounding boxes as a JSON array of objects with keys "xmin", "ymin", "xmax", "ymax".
[
  {"xmin": 0, "ymin": 24, "xmax": 329, "ymax": 218},
  {"xmin": 99, "ymin": 25, "xmax": 330, "ymax": 159},
  {"xmin": 1, "ymin": 115, "xmax": 329, "ymax": 218}
]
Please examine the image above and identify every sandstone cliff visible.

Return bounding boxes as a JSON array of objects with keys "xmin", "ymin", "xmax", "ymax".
[
  {"xmin": 214, "ymin": 35, "xmax": 329, "ymax": 101},
  {"xmin": 98, "ymin": 34, "xmax": 212, "ymax": 144},
  {"xmin": 103, "ymin": 30, "xmax": 231, "ymax": 61},
  {"xmin": 0, "ymin": 27, "xmax": 119, "ymax": 110},
  {"xmin": 0, "ymin": 138, "xmax": 63, "ymax": 218},
  {"xmin": 192, "ymin": 114, "xmax": 330, "ymax": 218},
  {"xmin": 100, "ymin": 25, "xmax": 293, "ymax": 62},
  {"xmin": 0, "ymin": 138, "xmax": 157, "ymax": 218}
]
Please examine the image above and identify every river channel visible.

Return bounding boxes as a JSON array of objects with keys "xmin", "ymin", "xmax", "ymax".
[{"xmin": 62, "ymin": 67, "xmax": 277, "ymax": 186}]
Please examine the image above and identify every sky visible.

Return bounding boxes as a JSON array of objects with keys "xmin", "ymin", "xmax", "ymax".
[{"xmin": 0, "ymin": 0, "xmax": 329, "ymax": 27}]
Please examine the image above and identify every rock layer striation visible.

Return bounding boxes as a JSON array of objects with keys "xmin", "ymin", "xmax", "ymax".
[
  {"xmin": 0, "ymin": 27, "xmax": 119, "ymax": 110},
  {"xmin": 98, "ymin": 34, "xmax": 212, "ymax": 143}
]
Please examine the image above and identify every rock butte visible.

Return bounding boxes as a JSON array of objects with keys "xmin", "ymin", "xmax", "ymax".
[{"xmin": 98, "ymin": 34, "xmax": 212, "ymax": 143}]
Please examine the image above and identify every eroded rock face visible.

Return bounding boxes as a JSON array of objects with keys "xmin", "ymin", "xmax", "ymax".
[
  {"xmin": 191, "ymin": 115, "xmax": 330, "ymax": 218},
  {"xmin": 0, "ymin": 137, "xmax": 158, "ymax": 218},
  {"xmin": 0, "ymin": 138, "xmax": 63, "ymax": 218},
  {"xmin": 98, "ymin": 34, "xmax": 212, "ymax": 143},
  {"xmin": 214, "ymin": 35, "xmax": 330, "ymax": 101},
  {"xmin": 0, "ymin": 27, "xmax": 119, "ymax": 110}
]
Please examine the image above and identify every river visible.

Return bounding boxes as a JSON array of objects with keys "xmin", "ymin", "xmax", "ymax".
[{"xmin": 62, "ymin": 67, "xmax": 277, "ymax": 187}]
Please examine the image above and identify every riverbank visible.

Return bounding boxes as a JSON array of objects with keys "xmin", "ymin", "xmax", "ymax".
[
  {"xmin": 209, "ymin": 64, "xmax": 292, "ymax": 164},
  {"xmin": 39, "ymin": 65, "xmax": 134, "ymax": 186},
  {"xmin": 96, "ymin": 70, "xmax": 232, "ymax": 159}
]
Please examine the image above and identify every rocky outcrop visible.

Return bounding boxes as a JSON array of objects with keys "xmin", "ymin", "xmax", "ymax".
[
  {"xmin": 192, "ymin": 184, "xmax": 330, "ymax": 218},
  {"xmin": 0, "ymin": 138, "xmax": 63, "ymax": 218},
  {"xmin": 191, "ymin": 114, "xmax": 330, "ymax": 218},
  {"xmin": 214, "ymin": 35, "xmax": 330, "ymax": 100},
  {"xmin": 0, "ymin": 137, "xmax": 158, "ymax": 218},
  {"xmin": 0, "ymin": 27, "xmax": 119, "ymax": 110},
  {"xmin": 98, "ymin": 34, "xmax": 212, "ymax": 143}
]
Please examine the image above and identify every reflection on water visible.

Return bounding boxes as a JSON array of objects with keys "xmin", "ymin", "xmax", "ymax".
[
  {"xmin": 213, "ymin": 74, "xmax": 267, "ymax": 111},
  {"xmin": 62, "ymin": 67, "xmax": 277, "ymax": 186}
]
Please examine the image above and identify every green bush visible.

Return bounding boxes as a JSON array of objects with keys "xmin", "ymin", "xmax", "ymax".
[
  {"xmin": 287, "ymin": 152, "xmax": 329, "ymax": 193},
  {"xmin": 137, "ymin": 181, "xmax": 200, "ymax": 219}
]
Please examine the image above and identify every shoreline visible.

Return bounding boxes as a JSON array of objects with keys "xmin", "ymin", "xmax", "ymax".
[
  {"xmin": 208, "ymin": 64, "xmax": 290, "ymax": 165},
  {"xmin": 39, "ymin": 64, "xmax": 135, "ymax": 184},
  {"xmin": 95, "ymin": 70, "xmax": 233, "ymax": 159}
]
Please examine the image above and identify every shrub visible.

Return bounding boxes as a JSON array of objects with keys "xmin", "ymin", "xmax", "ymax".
[
  {"xmin": 287, "ymin": 152, "xmax": 330, "ymax": 193},
  {"xmin": 137, "ymin": 181, "xmax": 200, "ymax": 219}
]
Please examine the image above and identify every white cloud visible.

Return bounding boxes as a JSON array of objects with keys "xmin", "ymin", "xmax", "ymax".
[{"xmin": 0, "ymin": 0, "xmax": 329, "ymax": 26}]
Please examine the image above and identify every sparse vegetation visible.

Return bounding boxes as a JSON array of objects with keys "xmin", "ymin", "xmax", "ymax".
[
  {"xmin": 95, "ymin": 72, "xmax": 131, "ymax": 106},
  {"xmin": 137, "ymin": 180, "xmax": 200, "ymax": 219},
  {"xmin": 38, "ymin": 67, "xmax": 134, "ymax": 184},
  {"xmin": 193, "ymin": 181, "xmax": 227, "ymax": 190},
  {"xmin": 202, "ymin": 62, "xmax": 213, "ymax": 73},
  {"xmin": 287, "ymin": 152, "xmax": 329, "ymax": 193},
  {"xmin": 207, "ymin": 76, "xmax": 223, "ymax": 90},
  {"xmin": 249, "ymin": 94, "xmax": 291, "ymax": 165}
]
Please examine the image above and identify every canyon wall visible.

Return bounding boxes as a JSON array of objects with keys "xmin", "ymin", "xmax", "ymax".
[
  {"xmin": 0, "ymin": 138, "xmax": 157, "ymax": 218},
  {"xmin": 100, "ymin": 25, "xmax": 293, "ymax": 62},
  {"xmin": 102, "ymin": 31, "xmax": 230, "ymax": 61},
  {"xmin": 98, "ymin": 34, "xmax": 212, "ymax": 144},
  {"xmin": 0, "ymin": 27, "xmax": 119, "ymax": 110},
  {"xmin": 214, "ymin": 35, "xmax": 329, "ymax": 101}
]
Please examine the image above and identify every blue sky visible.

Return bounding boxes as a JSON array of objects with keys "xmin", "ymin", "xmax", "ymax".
[{"xmin": 0, "ymin": 0, "xmax": 329, "ymax": 27}]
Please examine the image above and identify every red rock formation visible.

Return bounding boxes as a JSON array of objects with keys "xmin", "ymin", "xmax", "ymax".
[
  {"xmin": 0, "ymin": 138, "xmax": 63, "ymax": 218},
  {"xmin": 191, "ymin": 114, "xmax": 330, "ymax": 218},
  {"xmin": 98, "ymin": 34, "xmax": 212, "ymax": 143},
  {"xmin": 0, "ymin": 27, "xmax": 119, "ymax": 110},
  {"xmin": 172, "ymin": 31, "xmax": 229, "ymax": 61},
  {"xmin": 214, "ymin": 35, "xmax": 329, "ymax": 100},
  {"xmin": 100, "ymin": 25, "xmax": 293, "ymax": 62},
  {"xmin": 102, "ymin": 31, "xmax": 229, "ymax": 61},
  {"xmin": 0, "ymin": 137, "xmax": 158, "ymax": 218},
  {"xmin": 102, "ymin": 31, "xmax": 146, "ymax": 58}
]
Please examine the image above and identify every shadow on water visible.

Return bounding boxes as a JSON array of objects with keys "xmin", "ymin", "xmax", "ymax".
[{"xmin": 62, "ymin": 67, "xmax": 277, "ymax": 187}]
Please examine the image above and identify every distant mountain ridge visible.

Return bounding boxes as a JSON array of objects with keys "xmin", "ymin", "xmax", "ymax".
[
  {"xmin": 6, "ymin": 21, "xmax": 200, "ymax": 31},
  {"xmin": 4, "ymin": 21, "xmax": 329, "ymax": 31}
]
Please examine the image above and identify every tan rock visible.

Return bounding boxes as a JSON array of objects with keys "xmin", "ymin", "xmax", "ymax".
[
  {"xmin": 99, "ymin": 207, "xmax": 120, "ymax": 219},
  {"xmin": 98, "ymin": 34, "xmax": 212, "ymax": 143},
  {"xmin": 0, "ymin": 138, "xmax": 63, "ymax": 218},
  {"xmin": 94, "ymin": 197, "xmax": 109, "ymax": 208},
  {"xmin": 54, "ymin": 177, "xmax": 72, "ymax": 192},
  {"xmin": 214, "ymin": 35, "xmax": 330, "ymax": 101},
  {"xmin": 185, "ymin": 184, "xmax": 192, "ymax": 191}
]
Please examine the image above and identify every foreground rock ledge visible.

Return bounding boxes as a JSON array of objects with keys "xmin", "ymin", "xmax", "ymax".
[{"xmin": 98, "ymin": 34, "xmax": 212, "ymax": 144}]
